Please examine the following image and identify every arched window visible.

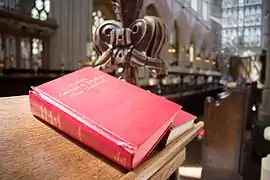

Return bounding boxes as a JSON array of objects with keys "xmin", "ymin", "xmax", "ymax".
[
  {"xmin": 189, "ymin": 32, "xmax": 196, "ymax": 63},
  {"xmin": 191, "ymin": 0, "xmax": 198, "ymax": 12},
  {"xmin": 202, "ymin": 0, "xmax": 209, "ymax": 20},
  {"xmin": 31, "ymin": 0, "xmax": 50, "ymax": 21},
  {"xmin": 168, "ymin": 22, "xmax": 179, "ymax": 66},
  {"xmin": 145, "ymin": 4, "xmax": 160, "ymax": 17},
  {"xmin": 189, "ymin": 43, "xmax": 195, "ymax": 63},
  {"xmin": 30, "ymin": 0, "xmax": 51, "ymax": 68},
  {"xmin": 91, "ymin": 10, "xmax": 105, "ymax": 63}
]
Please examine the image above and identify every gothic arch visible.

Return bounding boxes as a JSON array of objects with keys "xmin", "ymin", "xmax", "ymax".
[
  {"xmin": 145, "ymin": 4, "xmax": 161, "ymax": 17},
  {"xmin": 168, "ymin": 21, "xmax": 180, "ymax": 65},
  {"xmin": 175, "ymin": 8, "xmax": 191, "ymax": 49},
  {"xmin": 201, "ymin": 41, "xmax": 207, "ymax": 59},
  {"xmin": 93, "ymin": 0, "xmax": 115, "ymax": 20},
  {"xmin": 190, "ymin": 22, "xmax": 206, "ymax": 55},
  {"xmin": 203, "ymin": 32, "xmax": 212, "ymax": 58},
  {"xmin": 142, "ymin": 0, "xmax": 173, "ymax": 60},
  {"xmin": 143, "ymin": 0, "xmax": 173, "ymax": 33},
  {"xmin": 174, "ymin": 21, "xmax": 180, "ymax": 52}
]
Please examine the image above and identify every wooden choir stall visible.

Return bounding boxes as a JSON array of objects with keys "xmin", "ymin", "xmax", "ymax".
[{"xmin": 201, "ymin": 83, "xmax": 257, "ymax": 180}]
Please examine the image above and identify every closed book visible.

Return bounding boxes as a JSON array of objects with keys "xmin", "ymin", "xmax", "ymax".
[
  {"xmin": 29, "ymin": 67, "xmax": 180, "ymax": 170},
  {"xmin": 158, "ymin": 110, "xmax": 196, "ymax": 148}
]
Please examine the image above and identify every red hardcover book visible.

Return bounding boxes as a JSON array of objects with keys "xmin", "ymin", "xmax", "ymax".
[
  {"xmin": 29, "ymin": 67, "xmax": 181, "ymax": 170},
  {"xmin": 158, "ymin": 110, "xmax": 196, "ymax": 148}
]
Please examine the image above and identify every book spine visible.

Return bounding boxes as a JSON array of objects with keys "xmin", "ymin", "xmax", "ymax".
[{"xmin": 29, "ymin": 91, "xmax": 133, "ymax": 169}]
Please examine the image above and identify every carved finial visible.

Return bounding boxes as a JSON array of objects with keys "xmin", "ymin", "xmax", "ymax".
[
  {"xmin": 112, "ymin": 0, "xmax": 143, "ymax": 27},
  {"xmin": 93, "ymin": 0, "xmax": 168, "ymax": 85},
  {"xmin": 111, "ymin": 0, "xmax": 122, "ymax": 22}
]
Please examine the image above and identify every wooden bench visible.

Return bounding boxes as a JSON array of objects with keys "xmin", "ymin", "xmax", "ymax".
[
  {"xmin": 0, "ymin": 95, "xmax": 203, "ymax": 180},
  {"xmin": 201, "ymin": 85, "xmax": 254, "ymax": 180}
]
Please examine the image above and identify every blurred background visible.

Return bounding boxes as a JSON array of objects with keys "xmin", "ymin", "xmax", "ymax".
[{"xmin": 0, "ymin": 0, "xmax": 269, "ymax": 179}]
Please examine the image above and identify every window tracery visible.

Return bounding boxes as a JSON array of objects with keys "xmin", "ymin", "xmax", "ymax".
[
  {"xmin": 30, "ymin": 0, "xmax": 51, "ymax": 68},
  {"xmin": 221, "ymin": 0, "xmax": 262, "ymax": 49},
  {"xmin": 91, "ymin": 10, "xmax": 105, "ymax": 63}
]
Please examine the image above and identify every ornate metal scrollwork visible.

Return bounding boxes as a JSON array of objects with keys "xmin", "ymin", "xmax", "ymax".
[{"xmin": 93, "ymin": 0, "xmax": 168, "ymax": 85}]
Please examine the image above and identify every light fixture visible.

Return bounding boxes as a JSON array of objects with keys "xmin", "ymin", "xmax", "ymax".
[
  {"xmin": 196, "ymin": 55, "xmax": 201, "ymax": 61},
  {"xmin": 161, "ymin": 78, "xmax": 168, "ymax": 85},
  {"xmin": 148, "ymin": 78, "xmax": 156, "ymax": 86},
  {"xmin": 117, "ymin": 67, "xmax": 124, "ymax": 73},
  {"xmin": 205, "ymin": 59, "xmax": 210, "ymax": 63},
  {"xmin": 168, "ymin": 48, "xmax": 176, "ymax": 53},
  {"xmin": 189, "ymin": 44, "xmax": 195, "ymax": 63}
]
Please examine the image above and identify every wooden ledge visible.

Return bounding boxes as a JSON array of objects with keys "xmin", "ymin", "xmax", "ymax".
[{"xmin": 0, "ymin": 95, "xmax": 203, "ymax": 180}]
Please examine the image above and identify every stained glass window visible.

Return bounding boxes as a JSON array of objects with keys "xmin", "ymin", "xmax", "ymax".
[
  {"xmin": 31, "ymin": 0, "xmax": 50, "ymax": 21},
  {"xmin": 91, "ymin": 10, "xmax": 105, "ymax": 62},
  {"xmin": 202, "ymin": 1, "xmax": 208, "ymax": 20},
  {"xmin": 168, "ymin": 23, "xmax": 179, "ymax": 66},
  {"xmin": 222, "ymin": 0, "xmax": 238, "ymax": 8},
  {"xmin": 238, "ymin": 0, "xmax": 244, "ymax": 6},
  {"xmin": 0, "ymin": 0, "xmax": 20, "ymax": 8},
  {"xmin": 189, "ymin": 44, "xmax": 195, "ymax": 63},
  {"xmin": 191, "ymin": 0, "xmax": 198, "ymax": 12},
  {"xmin": 245, "ymin": 0, "xmax": 262, "ymax": 5},
  {"xmin": 238, "ymin": 8, "xmax": 244, "ymax": 26},
  {"xmin": 221, "ymin": 0, "xmax": 262, "ymax": 49},
  {"xmin": 255, "ymin": 6, "xmax": 262, "ymax": 25},
  {"xmin": 30, "ymin": 0, "xmax": 51, "ymax": 68},
  {"xmin": 20, "ymin": 38, "xmax": 31, "ymax": 69},
  {"xmin": 222, "ymin": 8, "xmax": 239, "ymax": 28}
]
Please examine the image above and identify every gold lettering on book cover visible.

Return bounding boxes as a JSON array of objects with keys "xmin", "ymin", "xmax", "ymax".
[
  {"xmin": 39, "ymin": 104, "xmax": 62, "ymax": 130},
  {"xmin": 39, "ymin": 105, "xmax": 46, "ymax": 120},
  {"xmin": 77, "ymin": 126, "xmax": 82, "ymax": 141},
  {"xmin": 113, "ymin": 151, "xmax": 127, "ymax": 167},
  {"xmin": 47, "ymin": 110, "xmax": 53, "ymax": 124},
  {"xmin": 55, "ymin": 114, "xmax": 62, "ymax": 129},
  {"xmin": 58, "ymin": 76, "xmax": 106, "ymax": 98}
]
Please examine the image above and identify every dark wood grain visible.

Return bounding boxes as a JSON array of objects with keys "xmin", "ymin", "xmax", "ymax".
[
  {"xmin": 201, "ymin": 88, "xmax": 251, "ymax": 180},
  {"xmin": 0, "ymin": 95, "xmax": 202, "ymax": 180},
  {"xmin": 149, "ymin": 149, "xmax": 185, "ymax": 180}
]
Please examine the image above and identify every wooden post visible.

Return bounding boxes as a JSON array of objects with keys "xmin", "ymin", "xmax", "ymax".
[{"xmin": 201, "ymin": 87, "xmax": 254, "ymax": 180}]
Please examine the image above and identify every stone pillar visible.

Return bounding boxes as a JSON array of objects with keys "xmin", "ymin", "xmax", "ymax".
[
  {"xmin": 179, "ymin": 47, "xmax": 185, "ymax": 67},
  {"xmin": 253, "ymin": 0, "xmax": 270, "ymax": 157},
  {"xmin": 49, "ymin": 0, "xmax": 92, "ymax": 70},
  {"xmin": 258, "ymin": 0, "xmax": 270, "ymax": 123}
]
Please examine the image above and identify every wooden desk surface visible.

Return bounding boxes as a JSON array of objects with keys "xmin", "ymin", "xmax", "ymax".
[{"xmin": 0, "ymin": 95, "xmax": 203, "ymax": 180}]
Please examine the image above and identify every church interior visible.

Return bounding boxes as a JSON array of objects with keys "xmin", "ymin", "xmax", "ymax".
[{"xmin": 0, "ymin": 0, "xmax": 269, "ymax": 179}]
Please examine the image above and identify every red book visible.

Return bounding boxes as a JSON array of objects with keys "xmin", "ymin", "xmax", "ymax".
[
  {"xmin": 29, "ymin": 67, "xmax": 180, "ymax": 170},
  {"xmin": 158, "ymin": 110, "xmax": 196, "ymax": 148}
]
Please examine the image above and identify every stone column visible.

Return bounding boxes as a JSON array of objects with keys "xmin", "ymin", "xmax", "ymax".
[
  {"xmin": 258, "ymin": 0, "xmax": 270, "ymax": 123},
  {"xmin": 179, "ymin": 47, "xmax": 185, "ymax": 67},
  {"xmin": 49, "ymin": 0, "xmax": 92, "ymax": 70}
]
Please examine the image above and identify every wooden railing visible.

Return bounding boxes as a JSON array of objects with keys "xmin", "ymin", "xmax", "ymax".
[
  {"xmin": 0, "ymin": 68, "xmax": 223, "ymax": 100},
  {"xmin": 141, "ymin": 69, "xmax": 222, "ymax": 100}
]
